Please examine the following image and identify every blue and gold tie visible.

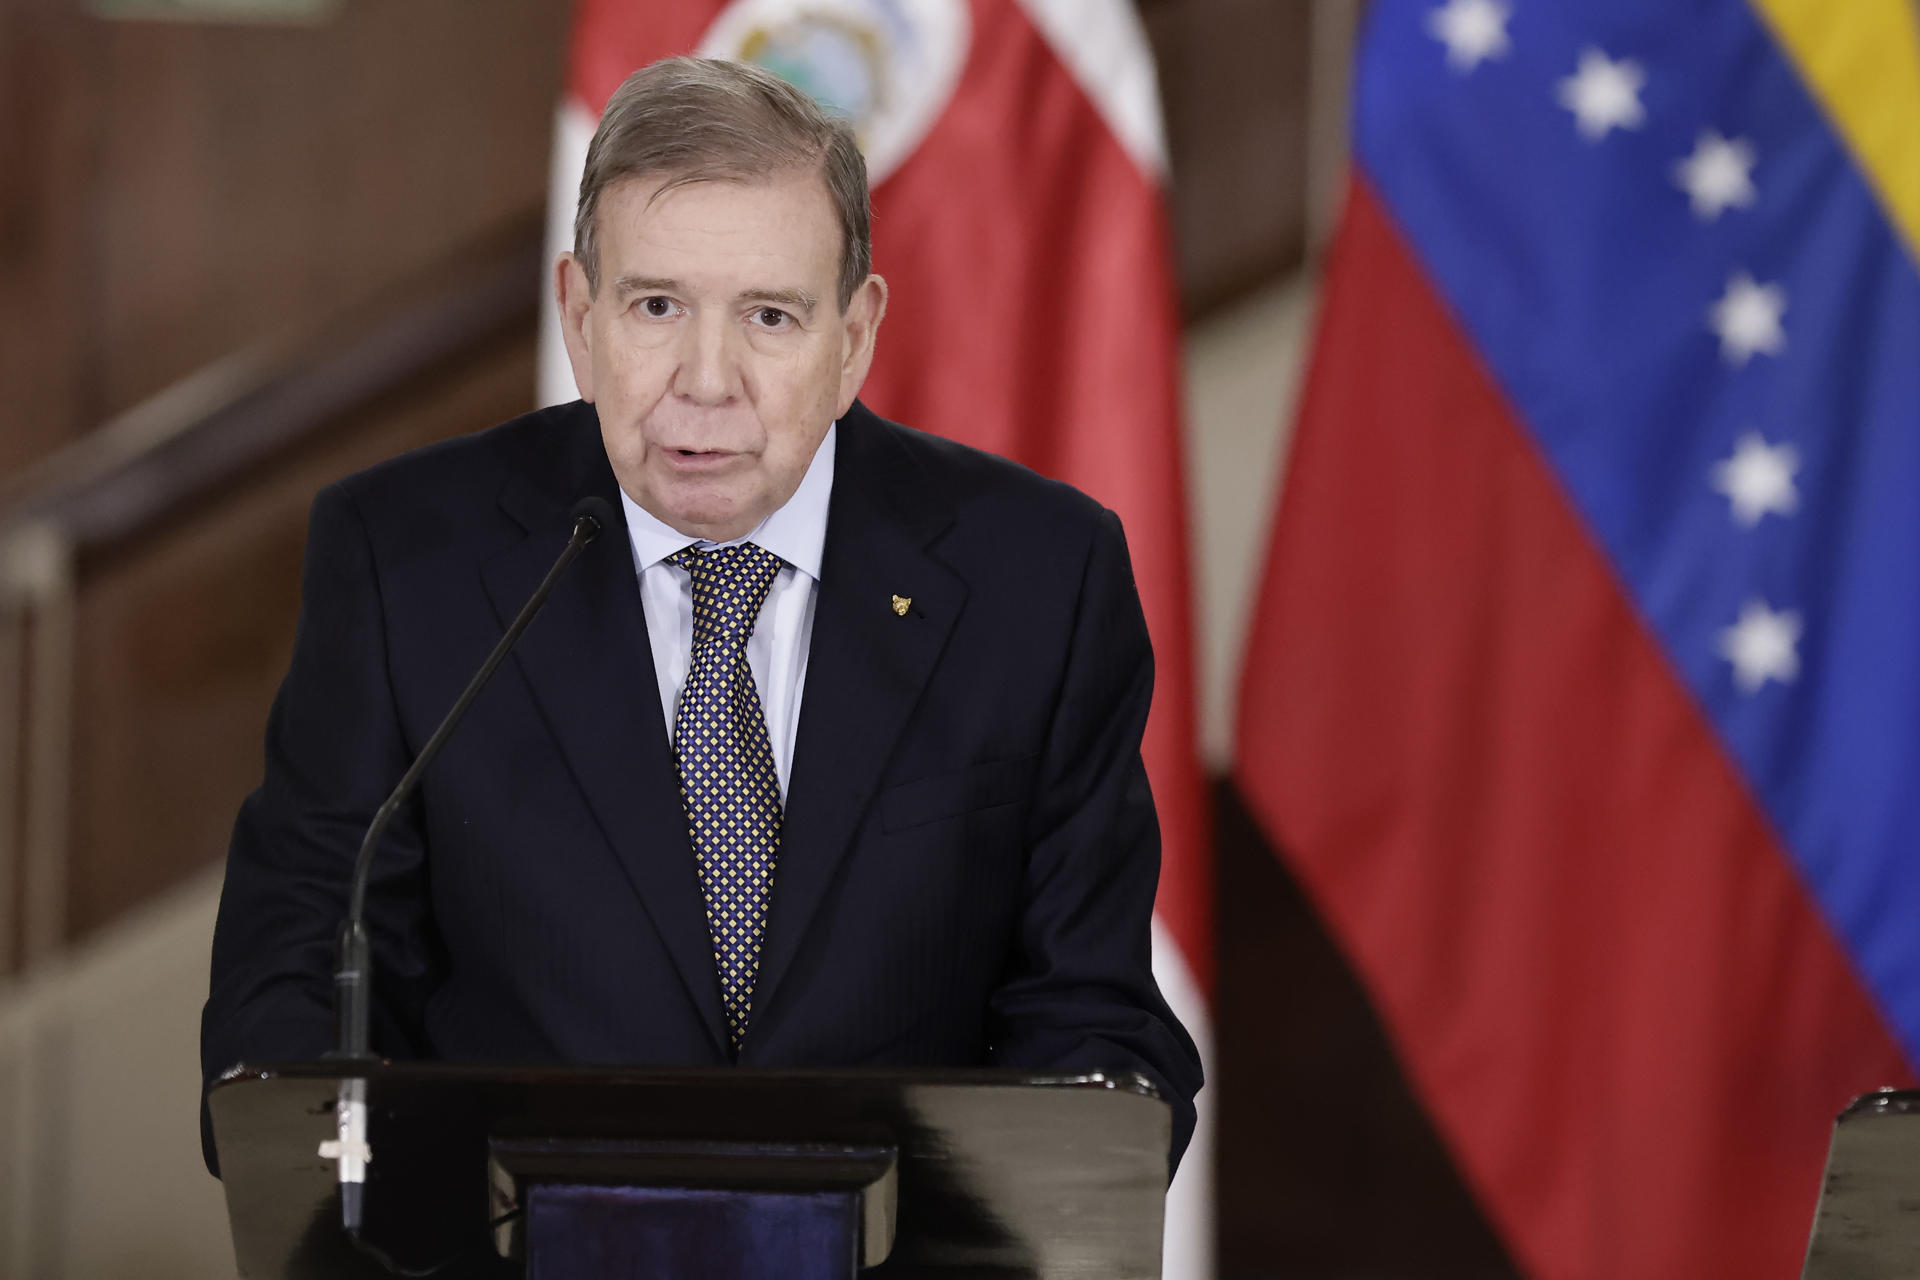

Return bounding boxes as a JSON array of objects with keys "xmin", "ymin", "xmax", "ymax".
[{"xmin": 669, "ymin": 542, "xmax": 785, "ymax": 1052}]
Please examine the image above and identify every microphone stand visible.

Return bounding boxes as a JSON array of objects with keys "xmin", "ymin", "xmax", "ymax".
[{"xmin": 322, "ymin": 497, "xmax": 615, "ymax": 1238}]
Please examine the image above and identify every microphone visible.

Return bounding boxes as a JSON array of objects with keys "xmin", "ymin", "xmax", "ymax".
[{"xmin": 324, "ymin": 496, "xmax": 616, "ymax": 1237}]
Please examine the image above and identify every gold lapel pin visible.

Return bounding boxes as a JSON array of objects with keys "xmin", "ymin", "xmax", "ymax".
[{"xmin": 891, "ymin": 594, "xmax": 912, "ymax": 617}]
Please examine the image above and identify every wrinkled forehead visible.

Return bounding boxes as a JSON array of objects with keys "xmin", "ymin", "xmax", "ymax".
[{"xmin": 594, "ymin": 170, "xmax": 846, "ymax": 286}]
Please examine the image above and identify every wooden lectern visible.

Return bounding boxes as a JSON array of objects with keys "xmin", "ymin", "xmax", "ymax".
[{"xmin": 208, "ymin": 1062, "xmax": 1171, "ymax": 1279}]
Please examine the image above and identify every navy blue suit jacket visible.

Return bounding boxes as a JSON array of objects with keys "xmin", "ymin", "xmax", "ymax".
[{"xmin": 201, "ymin": 398, "xmax": 1201, "ymax": 1172}]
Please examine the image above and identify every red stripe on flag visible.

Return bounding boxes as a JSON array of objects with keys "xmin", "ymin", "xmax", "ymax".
[
  {"xmin": 857, "ymin": 0, "xmax": 1211, "ymax": 990},
  {"xmin": 565, "ymin": 0, "xmax": 717, "ymax": 110},
  {"xmin": 1236, "ymin": 173, "xmax": 1911, "ymax": 1278}
]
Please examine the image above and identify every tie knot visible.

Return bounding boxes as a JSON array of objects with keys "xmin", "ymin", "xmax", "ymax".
[{"xmin": 670, "ymin": 542, "xmax": 784, "ymax": 642}]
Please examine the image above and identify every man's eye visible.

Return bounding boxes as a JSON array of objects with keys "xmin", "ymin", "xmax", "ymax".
[
  {"xmin": 641, "ymin": 296, "xmax": 674, "ymax": 318},
  {"xmin": 753, "ymin": 307, "xmax": 791, "ymax": 329}
]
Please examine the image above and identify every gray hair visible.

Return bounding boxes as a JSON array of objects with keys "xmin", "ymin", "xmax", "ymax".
[{"xmin": 573, "ymin": 56, "xmax": 873, "ymax": 309}]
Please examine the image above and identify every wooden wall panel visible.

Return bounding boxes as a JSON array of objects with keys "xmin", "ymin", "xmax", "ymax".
[
  {"xmin": 0, "ymin": 0, "xmax": 93, "ymax": 475},
  {"xmin": 64, "ymin": 330, "xmax": 537, "ymax": 943},
  {"xmin": 88, "ymin": 2, "xmax": 566, "ymax": 425},
  {"xmin": 0, "ymin": 0, "xmax": 568, "ymax": 478},
  {"xmin": 1142, "ymin": 0, "xmax": 1314, "ymax": 316}
]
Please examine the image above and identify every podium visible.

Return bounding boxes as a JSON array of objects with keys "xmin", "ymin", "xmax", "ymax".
[
  {"xmin": 1802, "ymin": 1089, "xmax": 1920, "ymax": 1279},
  {"xmin": 208, "ymin": 1061, "xmax": 1171, "ymax": 1279}
]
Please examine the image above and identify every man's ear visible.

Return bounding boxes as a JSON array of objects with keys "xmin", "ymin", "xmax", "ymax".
[
  {"xmin": 834, "ymin": 273, "xmax": 889, "ymax": 417},
  {"xmin": 555, "ymin": 252, "xmax": 598, "ymax": 403}
]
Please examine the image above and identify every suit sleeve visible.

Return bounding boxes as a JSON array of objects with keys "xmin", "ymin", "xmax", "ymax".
[
  {"xmin": 199, "ymin": 482, "xmax": 440, "ymax": 1174},
  {"xmin": 986, "ymin": 505, "xmax": 1204, "ymax": 1174}
]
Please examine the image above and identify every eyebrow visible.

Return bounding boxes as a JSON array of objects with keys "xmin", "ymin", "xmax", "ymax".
[
  {"xmin": 610, "ymin": 275, "xmax": 818, "ymax": 317},
  {"xmin": 610, "ymin": 275, "xmax": 680, "ymax": 298},
  {"xmin": 739, "ymin": 287, "xmax": 818, "ymax": 317}
]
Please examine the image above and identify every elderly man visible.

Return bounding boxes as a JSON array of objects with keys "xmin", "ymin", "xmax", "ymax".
[{"xmin": 202, "ymin": 56, "xmax": 1201, "ymax": 1171}]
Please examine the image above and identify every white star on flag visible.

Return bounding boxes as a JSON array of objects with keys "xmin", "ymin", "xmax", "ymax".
[
  {"xmin": 1428, "ymin": 0, "xmax": 1511, "ymax": 73},
  {"xmin": 1708, "ymin": 271, "xmax": 1787, "ymax": 365},
  {"xmin": 1673, "ymin": 130, "xmax": 1757, "ymax": 221},
  {"xmin": 1712, "ymin": 433, "xmax": 1800, "ymax": 526},
  {"xmin": 1557, "ymin": 47, "xmax": 1647, "ymax": 140},
  {"xmin": 1718, "ymin": 598, "xmax": 1802, "ymax": 693}
]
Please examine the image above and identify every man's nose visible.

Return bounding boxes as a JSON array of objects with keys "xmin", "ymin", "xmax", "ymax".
[{"xmin": 671, "ymin": 312, "xmax": 741, "ymax": 405}]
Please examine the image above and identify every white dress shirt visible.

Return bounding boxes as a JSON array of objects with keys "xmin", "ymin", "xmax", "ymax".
[{"xmin": 618, "ymin": 424, "xmax": 835, "ymax": 801}]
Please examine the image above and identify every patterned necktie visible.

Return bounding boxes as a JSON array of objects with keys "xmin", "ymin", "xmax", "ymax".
[{"xmin": 668, "ymin": 542, "xmax": 785, "ymax": 1053}]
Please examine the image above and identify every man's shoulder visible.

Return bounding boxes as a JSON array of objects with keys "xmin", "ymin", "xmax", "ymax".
[
  {"xmin": 329, "ymin": 400, "xmax": 596, "ymax": 517},
  {"xmin": 842, "ymin": 404, "xmax": 1110, "ymax": 543}
]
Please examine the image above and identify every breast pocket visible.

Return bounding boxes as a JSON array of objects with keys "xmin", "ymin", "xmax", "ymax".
[{"xmin": 879, "ymin": 757, "xmax": 1035, "ymax": 833}]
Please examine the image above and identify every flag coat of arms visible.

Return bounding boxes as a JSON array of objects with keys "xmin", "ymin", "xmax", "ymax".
[
  {"xmin": 538, "ymin": 3, "xmax": 1213, "ymax": 1275},
  {"xmin": 1238, "ymin": 0, "xmax": 1920, "ymax": 1276}
]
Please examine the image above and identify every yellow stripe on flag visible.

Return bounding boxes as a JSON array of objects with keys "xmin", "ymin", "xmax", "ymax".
[{"xmin": 1749, "ymin": 0, "xmax": 1920, "ymax": 262}]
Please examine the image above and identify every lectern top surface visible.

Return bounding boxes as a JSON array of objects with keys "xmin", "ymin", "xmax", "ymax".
[
  {"xmin": 1802, "ymin": 1089, "xmax": 1920, "ymax": 1280},
  {"xmin": 210, "ymin": 1062, "xmax": 1172, "ymax": 1280}
]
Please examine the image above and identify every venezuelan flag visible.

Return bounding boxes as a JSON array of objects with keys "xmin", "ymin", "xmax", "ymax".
[{"xmin": 1238, "ymin": 1, "xmax": 1920, "ymax": 1275}]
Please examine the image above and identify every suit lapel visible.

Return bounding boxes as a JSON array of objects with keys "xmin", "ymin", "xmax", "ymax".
[
  {"xmin": 479, "ymin": 408, "xmax": 728, "ymax": 1057},
  {"xmin": 751, "ymin": 408, "xmax": 965, "ymax": 1026}
]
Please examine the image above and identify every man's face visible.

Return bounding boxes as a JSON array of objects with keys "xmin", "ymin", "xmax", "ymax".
[{"xmin": 555, "ymin": 170, "xmax": 886, "ymax": 542}]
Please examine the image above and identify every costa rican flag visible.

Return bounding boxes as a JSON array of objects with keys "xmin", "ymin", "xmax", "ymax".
[
  {"xmin": 1238, "ymin": 0, "xmax": 1920, "ymax": 1276},
  {"xmin": 539, "ymin": 4, "xmax": 1214, "ymax": 1276}
]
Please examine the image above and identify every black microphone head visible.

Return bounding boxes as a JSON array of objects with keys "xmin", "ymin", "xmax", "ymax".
[{"xmin": 570, "ymin": 496, "xmax": 618, "ymax": 543}]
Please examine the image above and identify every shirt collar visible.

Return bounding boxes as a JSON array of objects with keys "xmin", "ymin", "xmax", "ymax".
[{"xmin": 619, "ymin": 421, "xmax": 836, "ymax": 582}]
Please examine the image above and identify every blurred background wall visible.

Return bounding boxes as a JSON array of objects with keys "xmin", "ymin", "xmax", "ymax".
[{"xmin": 0, "ymin": 1, "xmax": 1517, "ymax": 1276}]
